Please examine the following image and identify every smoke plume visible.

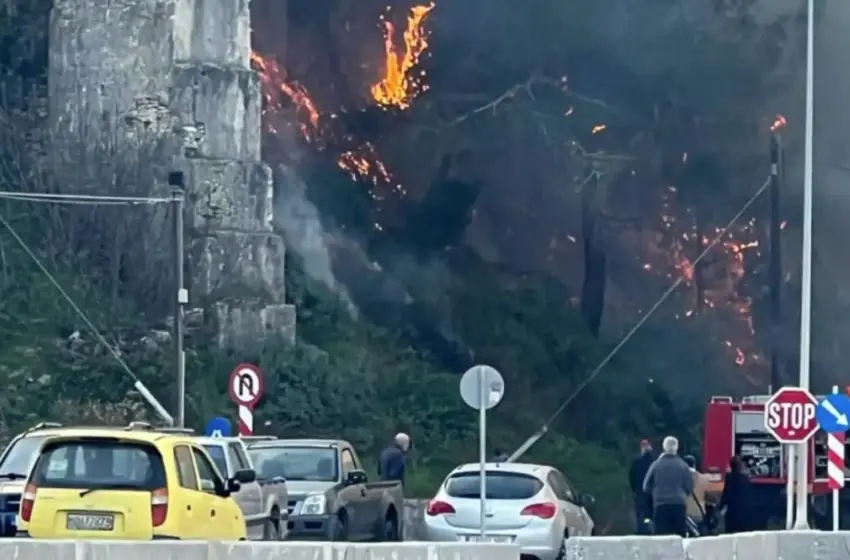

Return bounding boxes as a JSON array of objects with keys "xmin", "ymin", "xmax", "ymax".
[{"xmin": 273, "ymin": 165, "xmax": 357, "ymax": 316}]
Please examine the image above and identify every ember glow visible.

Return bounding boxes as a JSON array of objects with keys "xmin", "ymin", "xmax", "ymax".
[
  {"xmin": 251, "ymin": 50, "xmax": 395, "ymax": 185},
  {"xmin": 648, "ymin": 187, "xmax": 765, "ymax": 370},
  {"xmin": 251, "ymin": 52, "xmax": 320, "ymax": 141},
  {"xmin": 370, "ymin": 3, "xmax": 435, "ymax": 109},
  {"xmin": 338, "ymin": 143, "xmax": 392, "ymax": 184}
]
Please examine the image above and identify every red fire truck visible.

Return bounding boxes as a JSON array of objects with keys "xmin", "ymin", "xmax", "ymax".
[{"xmin": 702, "ymin": 393, "xmax": 850, "ymax": 529}]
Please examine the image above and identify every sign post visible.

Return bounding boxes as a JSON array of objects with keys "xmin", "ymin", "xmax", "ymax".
[
  {"xmin": 764, "ymin": 386, "xmax": 818, "ymax": 529},
  {"xmin": 228, "ymin": 363, "xmax": 264, "ymax": 436},
  {"xmin": 816, "ymin": 386, "xmax": 850, "ymax": 531},
  {"xmin": 460, "ymin": 365, "xmax": 505, "ymax": 540}
]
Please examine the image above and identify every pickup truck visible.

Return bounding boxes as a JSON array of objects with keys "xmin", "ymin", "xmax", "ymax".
[
  {"xmin": 244, "ymin": 437, "xmax": 405, "ymax": 541},
  {"xmin": 196, "ymin": 436, "xmax": 289, "ymax": 540}
]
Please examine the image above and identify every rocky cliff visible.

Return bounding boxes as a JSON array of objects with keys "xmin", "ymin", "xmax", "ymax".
[{"xmin": 47, "ymin": 0, "xmax": 295, "ymax": 345}]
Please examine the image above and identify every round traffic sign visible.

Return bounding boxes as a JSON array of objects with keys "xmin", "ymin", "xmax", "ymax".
[
  {"xmin": 228, "ymin": 363, "xmax": 264, "ymax": 408},
  {"xmin": 460, "ymin": 365, "xmax": 505, "ymax": 410},
  {"xmin": 764, "ymin": 386, "xmax": 818, "ymax": 443},
  {"xmin": 204, "ymin": 416, "xmax": 232, "ymax": 437}
]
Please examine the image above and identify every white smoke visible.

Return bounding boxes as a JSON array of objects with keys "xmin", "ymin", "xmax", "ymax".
[{"xmin": 273, "ymin": 165, "xmax": 357, "ymax": 316}]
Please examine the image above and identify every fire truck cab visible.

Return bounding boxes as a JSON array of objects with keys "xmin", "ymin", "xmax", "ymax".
[{"xmin": 702, "ymin": 394, "xmax": 850, "ymax": 529}]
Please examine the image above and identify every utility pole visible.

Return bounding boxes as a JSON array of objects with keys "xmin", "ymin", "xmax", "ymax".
[
  {"xmin": 168, "ymin": 171, "xmax": 187, "ymax": 428},
  {"xmin": 769, "ymin": 134, "xmax": 783, "ymax": 392}
]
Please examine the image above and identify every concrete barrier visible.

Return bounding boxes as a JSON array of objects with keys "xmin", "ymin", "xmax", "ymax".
[
  {"xmin": 0, "ymin": 541, "xmax": 519, "ymax": 559},
  {"xmin": 564, "ymin": 531, "xmax": 850, "ymax": 560},
  {"xmin": 564, "ymin": 535, "xmax": 685, "ymax": 560},
  {"xmin": 685, "ymin": 531, "xmax": 850, "ymax": 559}
]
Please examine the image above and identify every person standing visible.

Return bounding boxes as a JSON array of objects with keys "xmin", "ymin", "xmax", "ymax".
[
  {"xmin": 629, "ymin": 439, "xmax": 655, "ymax": 534},
  {"xmin": 378, "ymin": 432, "xmax": 411, "ymax": 485},
  {"xmin": 642, "ymin": 436, "xmax": 693, "ymax": 536},
  {"xmin": 720, "ymin": 456, "xmax": 751, "ymax": 533},
  {"xmin": 684, "ymin": 454, "xmax": 710, "ymax": 535}
]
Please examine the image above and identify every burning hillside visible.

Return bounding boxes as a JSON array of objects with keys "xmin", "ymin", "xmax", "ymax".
[{"xmin": 251, "ymin": 1, "xmax": 790, "ymax": 389}]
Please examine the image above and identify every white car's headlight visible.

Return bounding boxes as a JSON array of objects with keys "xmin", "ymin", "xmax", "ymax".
[{"xmin": 301, "ymin": 493, "xmax": 326, "ymax": 515}]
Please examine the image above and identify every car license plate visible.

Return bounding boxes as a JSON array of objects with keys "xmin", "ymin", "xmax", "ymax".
[
  {"xmin": 66, "ymin": 513, "xmax": 114, "ymax": 531},
  {"xmin": 463, "ymin": 535, "xmax": 513, "ymax": 543}
]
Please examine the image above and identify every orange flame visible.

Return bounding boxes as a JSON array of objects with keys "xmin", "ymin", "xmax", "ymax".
[
  {"xmin": 251, "ymin": 51, "xmax": 395, "ymax": 186},
  {"xmin": 770, "ymin": 114, "xmax": 787, "ymax": 131},
  {"xmin": 251, "ymin": 52, "xmax": 321, "ymax": 141},
  {"xmin": 651, "ymin": 193, "xmax": 764, "ymax": 368},
  {"xmin": 338, "ymin": 143, "xmax": 392, "ymax": 184},
  {"xmin": 370, "ymin": 3, "xmax": 435, "ymax": 109},
  {"xmin": 591, "ymin": 124, "xmax": 606, "ymax": 134}
]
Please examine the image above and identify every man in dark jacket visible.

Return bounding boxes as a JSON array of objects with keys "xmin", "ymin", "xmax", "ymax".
[
  {"xmin": 643, "ymin": 436, "xmax": 694, "ymax": 536},
  {"xmin": 629, "ymin": 439, "xmax": 655, "ymax": 534},
  {"xmin": 378, "ymin": 432, "xmax": 410, "ymax": 485}
]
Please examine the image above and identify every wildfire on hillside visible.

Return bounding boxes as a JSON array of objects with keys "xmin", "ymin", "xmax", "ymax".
[
  {"xmin": 251, "ymin": 4, "xmax": 436, "ymax": 187},
  {"xmin": 371, "ymin": 3, "xmax": 435, "ymax": 109},
  {"xmin": 647, "ymin": 186, "xmax": 765, "ymax": 370},
  {"xmin": 254, "ymin": 1, "xmax": 783, "ymax": 376}
]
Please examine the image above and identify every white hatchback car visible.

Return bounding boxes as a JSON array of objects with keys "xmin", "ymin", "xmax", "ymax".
[{"xmin": 423, "ymin": 462, "xmax": 594, "ymax": 560}]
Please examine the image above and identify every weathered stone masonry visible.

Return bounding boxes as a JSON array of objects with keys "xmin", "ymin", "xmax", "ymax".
[{"xmin": 47, "ymin": 0, "xmax": 295, "ymax": 345}]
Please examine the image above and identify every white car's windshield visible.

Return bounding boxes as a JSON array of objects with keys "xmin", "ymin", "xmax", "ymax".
[
  {"xmin": 248, "ymin": 446, "xmax": 338, "ymax": 482},
  {"xmin": 0, "ymin": 435, "xmax": 48, "ymax": 478}
]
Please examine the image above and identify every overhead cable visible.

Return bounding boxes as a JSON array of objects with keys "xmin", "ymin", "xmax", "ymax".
[{"xmin": 509, "ymin": 176, "xmax": 772, "ymax": 460}]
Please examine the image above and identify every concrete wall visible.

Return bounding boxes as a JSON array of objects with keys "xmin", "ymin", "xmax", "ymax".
[
  {"xmin": 0, "ymin": 541, "xmax": 519, "ymax": 560},
  {"xmin": 564, "ymin": 531, "xmax": 850, "ymax": 560}
]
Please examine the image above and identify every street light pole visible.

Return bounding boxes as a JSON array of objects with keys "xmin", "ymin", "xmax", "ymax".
[
  {"xmin": 169, "ymin": 172, "xmax": 187, "ymax": 428},
  {"xmin": 769, "ymin": 133, "xmax": 783, "ymax": 392},
  {"xmin": 793, "ymin": 0, "xmax": 815, "ymax": 530}
]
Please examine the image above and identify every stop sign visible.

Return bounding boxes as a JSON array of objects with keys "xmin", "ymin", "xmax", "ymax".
[{"xmin": 764, "ymin": 386, "xmax": 818, "ymax": 443}]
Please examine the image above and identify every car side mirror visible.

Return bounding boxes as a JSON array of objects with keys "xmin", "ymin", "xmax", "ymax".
[
  {"xmin": 226, "ymin": 478, "xmax": 241, "ymax": 493},
  {"xmin": 233, "ymin": 469, "xmax": 256, "ymax": 483},
  {"xmin": 346, "ymin": 469, "xmax": 367, "ymax": 485}
]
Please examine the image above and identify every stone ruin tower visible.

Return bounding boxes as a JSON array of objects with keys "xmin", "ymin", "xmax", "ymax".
[{"xmin": 47, "ymin": 0, "xmax": 295, "ymax": 345}]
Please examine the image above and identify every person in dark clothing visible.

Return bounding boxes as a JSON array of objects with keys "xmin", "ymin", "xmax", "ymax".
[
  {"xmin": 629, "ymin": 439, "xmax": 655, "ymax": 534},
  {"xmin": 643, "ymin": 436, "xmax": 693, "ymax": 537},
  {"xmin": 378, "ymin": 432, "xmax": 410, "ymax": 485},
  {"xmin": 721, "ymin": 456, "xmax": 751, "ymax": 534},
  {"xmin": 492, "ymin": 449, "xmax": 509, "ymax": 462}
]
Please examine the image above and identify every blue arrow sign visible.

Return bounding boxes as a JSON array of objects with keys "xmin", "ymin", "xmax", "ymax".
[
  {"xmin": 816, "ymin": 393, "xmax": 850, "ymax": 433},
  {"xmin": 204, "ymin": 416, "xmax": 232, "ymax": 437}
]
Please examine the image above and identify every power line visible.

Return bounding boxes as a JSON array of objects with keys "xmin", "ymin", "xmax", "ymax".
[
  {"xmin": 0, "ymin": 213, "xmax": 141, "ymax": 382},
  {"xmin": 0, "ymin": 191, "xmax": 172, "ymax": 204},
  {"xmin": 510, "ymin": 176, "xmax": 772, "ymax": 460}
]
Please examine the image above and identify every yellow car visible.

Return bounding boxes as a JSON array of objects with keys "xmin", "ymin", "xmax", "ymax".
[{"xmin": 16, "ymin": 428, "xmax": 252, "ymax": 540}]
